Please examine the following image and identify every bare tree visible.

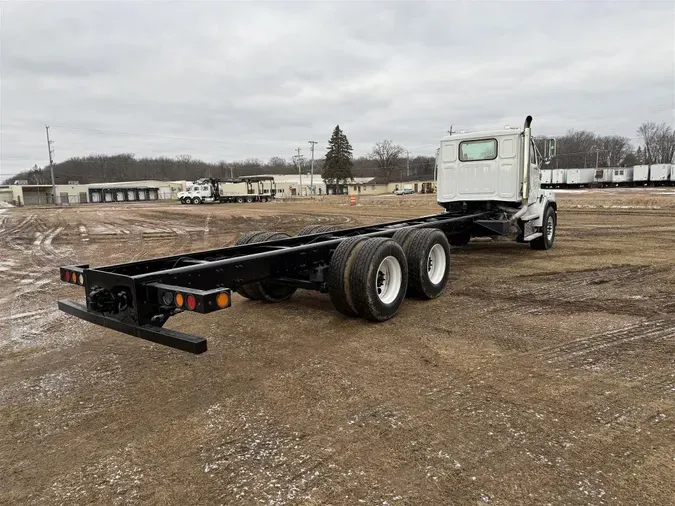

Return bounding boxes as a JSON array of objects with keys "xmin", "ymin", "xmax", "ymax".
[
  {"xmin": 176, "ymin": 154, "xmax": 193, "ymax": 178},
  {"xmin": 637, "ymin": 122, "xmax": 675, "ymax": 164},
  {"xmin": 369, "ymin": 139, "xmax": 404, "ymax": 182}
]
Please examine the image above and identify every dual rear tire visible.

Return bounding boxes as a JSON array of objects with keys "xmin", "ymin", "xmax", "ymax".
[
  {"xmin": 326, "ymin": 229, "xmax": 451, "ymax": 321},
  {"xmin": 233, "ymin": 231, "xmax": 297, "ymax": 302}
]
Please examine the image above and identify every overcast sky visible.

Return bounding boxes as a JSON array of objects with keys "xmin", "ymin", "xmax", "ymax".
[{"xmin": 1, "ymin": 1, "xmax": 673, "ymax": 179}]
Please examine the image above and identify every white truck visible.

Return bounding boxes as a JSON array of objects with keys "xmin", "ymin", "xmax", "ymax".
[
  {"xmin": 178, "ymin": 177, "xmax": 276, "ymax": 204},
  {"xmin": 58, "ymin": 115, "xmax": 560, "ymax": 353},
  {"xmin": 437, "ymin": 116, "xmax": 557, "ymax": 249}
]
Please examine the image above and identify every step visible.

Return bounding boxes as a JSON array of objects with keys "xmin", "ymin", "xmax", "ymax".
[{"xmin": 523, "ymin": 232, "xmax": 542, "ymax": 242}]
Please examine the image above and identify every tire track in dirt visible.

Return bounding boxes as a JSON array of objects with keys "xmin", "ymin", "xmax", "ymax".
[
  {"xmin": 538, "ymin": 319, "xmax": 674, "ymax": 362},
  {"xmin": 460, "ymin": 264, "xmax": 675, "ymax": 318},
  {"xmin": 535, "ymin": 318, "xmax": 675, "ymax": 396}
]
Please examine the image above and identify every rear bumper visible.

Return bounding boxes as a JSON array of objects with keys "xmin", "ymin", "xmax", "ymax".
[{"xmin": 57, "ymin": 300, "xmax": 207, "ymax": 354}]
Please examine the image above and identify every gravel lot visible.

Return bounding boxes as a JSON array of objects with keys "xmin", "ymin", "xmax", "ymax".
[{"xmin": 1, "ymin": 190, "xmax": 674, "ymax": 505}]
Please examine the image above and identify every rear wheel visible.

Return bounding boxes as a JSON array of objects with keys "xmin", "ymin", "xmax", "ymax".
[
  {"xmin": 246, "ymin": 196, "xmax": 254, "ymax": 203},
  {"xmin": 238, "ymin": 232, "xmax": 297, "ymax": 302},
  {"xmin": 326, "ymin": 236, "xmax": 368, "ymax": 316},
  {"xmin": 349, "ymin": 238, "xmax": 408, "ymax": 321},
  {"xmin": 193, "ymin": 197, "xmax": 202, "ymax": 205},
  {"xmin": 236, "ymin": 197, "xmax": 245, "ymax": 203},
  {"xmin": 530, "ymin": 205, "xmax": 556, "ymax": 250},
  {"xmin": 233, "ymin": 231, "xmax": 266, "ymax": 299},
  {"xmin": 297, "ymin": 224, "xmax": 340, "ymax": 236},
  {"xmin": 401, "ymin": 229, "xmax": 450, "ymax": 299},
  {"xmin": 392, "ymin": 227, "xmax": 418, "ymax": 249}
]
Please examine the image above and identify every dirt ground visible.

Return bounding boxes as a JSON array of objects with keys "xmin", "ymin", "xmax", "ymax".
[{"xmin": 1, "ymin": 189, "xmax": 674, "ymax": 505}]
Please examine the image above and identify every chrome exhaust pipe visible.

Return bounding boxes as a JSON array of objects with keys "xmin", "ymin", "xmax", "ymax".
[{"xmin": 522, "ymin": 115, "xmax": 532, "ymax": 205}]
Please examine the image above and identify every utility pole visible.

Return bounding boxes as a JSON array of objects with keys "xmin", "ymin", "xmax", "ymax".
[
  {"xmin": 45, "ymin": 126, "xmax": 57, "ymax": 206},
  {"xmin": 308, "ymin": 141, "xmax": 317, "ymax": 195},
  {"xmin": 596, "ymin": 150, "xmax": 599, "ymax": 169},
  {"xmin": 406, "ymin": 150, "xmax": 410, "ymax": 177},
  {"xmin": 294, "ymin": 147, "xmax": 303, "ymax": 196}
]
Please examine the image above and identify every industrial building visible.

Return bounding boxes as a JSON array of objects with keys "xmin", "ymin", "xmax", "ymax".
[
  {"xmin": 0, "ymin": 180, "xmax": 186, "ymax": 206},
  {"xmin": 261, "ymin": 174, "xmax": 435, "ymax": 197},
  {"xmin": 0, "ymin": 174, "xmax": 437, "ymax": 206}
]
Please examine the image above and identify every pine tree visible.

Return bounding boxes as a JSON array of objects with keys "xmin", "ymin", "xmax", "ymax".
[
  {"xmin": 636, "ymin": 146, "xmax": 644, "ymax": 164},
  {"xmin": 322, "ymin": 125, "xmax": 354, "ymax": 194}
]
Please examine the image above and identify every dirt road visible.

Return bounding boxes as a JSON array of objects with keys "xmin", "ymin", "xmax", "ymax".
[{"xmin": 1, "ymin": 191, "xmax": 674, "ymax": 505}]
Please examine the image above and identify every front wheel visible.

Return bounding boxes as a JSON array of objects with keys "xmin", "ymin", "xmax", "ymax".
[{"xmin": 530, "ymin": 205, "xmax": 556, "ymax": 250}]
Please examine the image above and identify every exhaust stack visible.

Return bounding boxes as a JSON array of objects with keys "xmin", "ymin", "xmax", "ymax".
[{"xmin": 522, "ymin": 115, "xmax": 533, "ymax": 205}]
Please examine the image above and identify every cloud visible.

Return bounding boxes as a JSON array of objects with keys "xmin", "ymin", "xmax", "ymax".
[{"xmin": 1, "ymin": 1, "xmax": 673, "ymax": 177}]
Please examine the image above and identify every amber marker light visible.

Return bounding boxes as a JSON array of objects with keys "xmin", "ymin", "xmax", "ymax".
[{"xmin": 216, "ymin": 292, "xmax": 230, "ymax": 308}]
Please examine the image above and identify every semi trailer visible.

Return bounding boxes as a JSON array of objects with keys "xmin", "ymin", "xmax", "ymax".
[
  {"xmin": 178, "ymin": 176, "xmax": 276, "ymax": 204},
  {"xmin": 57, "ymin": 116, "xmax": 558, "ymax": 353}
]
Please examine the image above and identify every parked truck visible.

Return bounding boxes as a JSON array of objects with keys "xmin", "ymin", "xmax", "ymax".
[
  {"xmin": 178, "ymin": 176, "xmax": 276, "ymax": 204},
  {"xmin": 58, "ymin": 116, "xmax": 557, "ymax": 353}
]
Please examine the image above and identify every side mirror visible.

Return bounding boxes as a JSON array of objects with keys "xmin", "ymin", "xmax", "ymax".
[{"xmin": 545, "ymin": 138, "xmax": 557, "ymax": 159}]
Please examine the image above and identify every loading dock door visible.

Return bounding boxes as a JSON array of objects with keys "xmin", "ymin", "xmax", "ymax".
[{"xmin": 79, "ymin": 192, "xmax": 88, "ymax": 204}]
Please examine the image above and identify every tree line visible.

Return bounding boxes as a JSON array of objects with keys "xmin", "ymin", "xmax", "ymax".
[
  {"xmin": 5, "ymin": 121, "xmax": 673, "ymax": 185},
  {"xmin": 5, "ymin": 146, "xmax": 435, "ymax": 186},
  {"xmin": 536, "ymin": 122, "xmax": 674, "ymax": 169}
]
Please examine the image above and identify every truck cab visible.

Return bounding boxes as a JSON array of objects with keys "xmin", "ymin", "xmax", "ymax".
[
  {"xmin": 436, "ymin": 116, "xmax": 558, "ymax": 249},
  {"xmin": 178, "ymin": 180, "xmax": 217, "ymax": 204}
]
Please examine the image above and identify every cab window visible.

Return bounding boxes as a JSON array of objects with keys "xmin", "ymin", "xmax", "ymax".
[{"xmin": 459, "ymin": 139, "xmax": 497, "ymax": 162}]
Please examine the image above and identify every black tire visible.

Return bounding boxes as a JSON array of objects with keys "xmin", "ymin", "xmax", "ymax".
[
  {"xmin": 297, "ymin": 224, "xmax": 340, "ymax": 236},
  {"xmin": 392, "ymin": 227, "xmax": 418, "ymax": 249},
  {"xmin": 242, "ymin": 232, "xmax": 297, "ymax": 302},
  {"xmin": 449, "ymin": 231, "xmax": 471, "ymax": 246},
  {"xmin": 530, "ymin": 205, "xmax": 556, "ymax": 250},
  {"xmin": 180, "ymin": 198, "xmax": 186, "ymax": 205},
  {"xmin": 233, "ymin": 231, "xmax": 267, "ymax": 299},
  {"xmin": 185, "ymin": 197, "xmax": 194, "ymax": 205},
  {"xmin": 193, "ymin": 197, "xmax": 202, "ymax": 205},
  {"xmin": 349, "ymin": 238, "xmax": 408, "ymax": 322},
  {"xmin": 401, "ymin": 229, "xmax": 450, "ymax": 299},
  {"xmin": 246, "ymin": 196, "xmax": 254, "ymax": 203},
  {"xmin": 236, "ymin": 197, "xmax": 245, "ymax": 203},
  {"xmin": 326, "ymin": 236, "xmax": 368, "ymax": 316}
]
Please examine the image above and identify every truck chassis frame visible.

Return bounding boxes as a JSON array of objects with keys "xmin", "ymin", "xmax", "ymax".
[{"xmin": 57, "ymin": 210, "xmax": 510, "ymax": 354}]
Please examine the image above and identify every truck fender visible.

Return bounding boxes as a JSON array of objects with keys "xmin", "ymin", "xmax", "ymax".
[{"xmin": 532, "ymin": 194, "xmax": 556, "ymax": 227}]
